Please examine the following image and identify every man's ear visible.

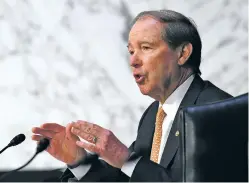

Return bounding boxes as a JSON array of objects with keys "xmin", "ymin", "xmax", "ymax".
[{"xmin": 178, "ymin": 43, "xmax": 193, "ymax": 66}]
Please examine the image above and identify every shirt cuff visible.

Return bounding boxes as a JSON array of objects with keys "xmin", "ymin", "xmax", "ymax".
[
  {"xmin": 68, "ymin": 164, "xmax": 92, "ymax": 180},
  {"xmin": 121, "ymin": 156, "xmax": 142, "ymax": 177}
]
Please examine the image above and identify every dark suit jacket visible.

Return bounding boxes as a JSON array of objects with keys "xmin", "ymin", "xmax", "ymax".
[{"xmin": 59, "ymin": 75, "xmax": 232, "ymax": 182}]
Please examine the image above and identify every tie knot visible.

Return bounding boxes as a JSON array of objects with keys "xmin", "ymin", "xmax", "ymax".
[
  {"xmin": 158, "ymin": 106, "xmax": 166, "ymax": 116},
  {"xmin": 156, "ymin": 106, "xmax": 166, "ymax": 125}
]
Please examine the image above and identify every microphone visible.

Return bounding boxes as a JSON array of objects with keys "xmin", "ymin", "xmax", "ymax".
[
  {"xmin": 0, "ymin": 134, "xmax": 26, "ymax": 154},
  {"xmin": 35, "ymin": 138, "xmax": 50, "ymax": 154},
  {"xmin": 0, "ymin": 138, "xmax": 50, "ymax": 181}
]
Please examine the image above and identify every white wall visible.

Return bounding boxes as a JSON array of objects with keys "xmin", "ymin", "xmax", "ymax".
[{"xmin": 0, "ymin": 0, "xmax": 247, "ymax": 170}]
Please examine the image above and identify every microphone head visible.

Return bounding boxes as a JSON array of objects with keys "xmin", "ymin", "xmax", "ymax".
[
  {"xmin": 36, "ymin": 138, "xmax": 50, "ymax": 154},
  {"xmin": 9, "ymin": 134, "xmax": 26, "ymax": 146}
]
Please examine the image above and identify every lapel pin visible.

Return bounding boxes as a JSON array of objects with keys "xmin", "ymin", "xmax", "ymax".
[{"xmin": 175, "ymin": 130, "xmax": 180, "ymax": 136}]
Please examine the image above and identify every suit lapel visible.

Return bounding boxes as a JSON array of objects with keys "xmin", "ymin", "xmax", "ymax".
[
  {"xmin": 159, "ymin": 75, "xmax": 205, "ymax": 168},
  {"xmin": 135, "ymin": 101, "xmax": 159, "ymax": 157}
]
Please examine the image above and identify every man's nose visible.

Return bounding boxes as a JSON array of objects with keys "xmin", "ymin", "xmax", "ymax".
[{"xmin": 130, "ymin": 53, "xmax": 142, "ymax": 68}]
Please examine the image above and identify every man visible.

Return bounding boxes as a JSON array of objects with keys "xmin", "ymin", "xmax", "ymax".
[{"xmin": 32, "ymin": 10, "xmax": 232, "ymax": 182}]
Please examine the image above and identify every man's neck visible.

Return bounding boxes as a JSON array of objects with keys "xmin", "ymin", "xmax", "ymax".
[{"xmin": 159, "ymin": 70, "xmax": 194, "ymax": 104}]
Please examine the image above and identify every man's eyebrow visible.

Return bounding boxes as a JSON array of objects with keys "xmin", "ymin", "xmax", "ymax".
[
  {"xmin": 127, "ymin": 41, "xmax": 155, "ymax": 48},
  {"xmin": 138, "ymin": 40, "xmax": 155, "ymax": 45}
]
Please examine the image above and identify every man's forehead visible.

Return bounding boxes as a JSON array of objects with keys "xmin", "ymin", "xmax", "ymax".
[
  {"xmin": 128, "ymin": 17, "xmax": 164, "ymax": 42},
  {"xmin": 130, "ymin": 16, "xmax": 163, "ymax": 33}
]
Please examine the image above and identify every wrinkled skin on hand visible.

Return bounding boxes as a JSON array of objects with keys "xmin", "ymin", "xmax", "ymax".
[
  {"xmin": 32, "ymin": 122, "xmax": 87, "ymax": 165},
  {"xmin": 71, "ymin": 120, "xmax": 130, "ymax": 168}
]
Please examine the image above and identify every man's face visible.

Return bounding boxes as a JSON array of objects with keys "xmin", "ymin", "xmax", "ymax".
[{"xmin": 128, "ymin": 16, "xmax": 180, "ymax": 98}]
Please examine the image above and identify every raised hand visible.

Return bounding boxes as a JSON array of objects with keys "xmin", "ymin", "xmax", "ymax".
[
  {"xmin": 71, "ymin": 120, "xmax": 130, "ymax": 168},
  {"xmin": 32, "ymin": 122, "xmax": 87, "ymax": 165}
]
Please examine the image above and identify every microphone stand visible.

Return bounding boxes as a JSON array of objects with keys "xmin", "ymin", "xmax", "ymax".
[
  {"xmin": 0, "ymin": 144, "xmax": 10, "ymax": 154},
  {"xmin": 0, "ymin": 138, "xmax": 50, "ymax": 181},
  {"xmin": 0, "ymin": 153, "xmax": 37, "ymax": 181}
]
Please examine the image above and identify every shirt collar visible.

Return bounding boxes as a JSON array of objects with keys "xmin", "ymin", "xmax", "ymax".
[{"xmin": 161, "ymin": 75, "xmax": 195, "ymax": 117}]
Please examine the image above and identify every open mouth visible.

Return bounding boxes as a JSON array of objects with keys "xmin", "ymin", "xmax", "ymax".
[
  {"xmin": 134, "ymin": 74, "xmax": 145, "ymax": 83},
  {"xmin": 134, "ymin": 74, "xmax": 141, "ymax": 80}
]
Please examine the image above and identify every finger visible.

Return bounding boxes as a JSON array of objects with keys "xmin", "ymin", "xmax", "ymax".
[
  {"xmin": 66, "ymin": 122, "xmax": 77, "ymax": 139},
  {"xmin": 73, "ymin": 121, "xmax": 100, "ymax": 135},
  {"xmin": 71, "ymin": 121, "xmax": 81, "ymax": 129},
  {"xmin": 76, "ymin": 141, "xmax": 99, "ymax": 154},
  {"xmin": 76, "ymin": 120, "xmax": 98, "ymax": 130},
  {"xmin": 32, "ymin": 127, "xmax": 55, "ymax": 138},
  {"xmin": 40, "ymin": 123, "xmax": 65, "ymax": 133},
  {"xmin": 31, "ymin": 135, "xmax": 47, "ymax": 141},
  {"xmin": 72, "ymin": 121, "xmax": 90, "ymax": 133},
  {"xmin": 71, "ymin": 128, "xmax": 95, "ymax": 143}
]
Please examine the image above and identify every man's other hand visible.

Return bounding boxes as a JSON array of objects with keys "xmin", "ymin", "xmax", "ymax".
[{"xmin": 32, "ymin": 122, "xmax": 87, "ymax": 166}]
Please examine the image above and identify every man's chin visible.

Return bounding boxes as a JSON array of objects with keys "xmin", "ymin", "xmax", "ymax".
[{"xmin": 138, "ymin": 85, "xmax": 150, "ymax": 96}]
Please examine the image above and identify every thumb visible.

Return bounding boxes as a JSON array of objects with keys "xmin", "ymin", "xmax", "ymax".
[{"xmin": 66, "ymin": 122, "xmax": 75, "ymax": 139}]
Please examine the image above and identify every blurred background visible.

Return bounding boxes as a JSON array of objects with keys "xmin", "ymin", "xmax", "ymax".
[{"xmin": 0, "ymin": 0, "xmax": 247, "ymax": 170}]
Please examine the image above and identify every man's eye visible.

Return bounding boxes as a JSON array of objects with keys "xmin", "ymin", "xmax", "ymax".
[
  {"xmin": 128, "ymin": 50, "xmax": 134, "ymax": 55},
  {"xmin": 142, "ymin": 46, "xmax": 151, "ymax": 51}
]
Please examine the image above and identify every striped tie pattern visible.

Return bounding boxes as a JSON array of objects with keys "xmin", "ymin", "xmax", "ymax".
[{"xmin": 150, "ymin": 106, "xmax": 166, "ymax": 163}]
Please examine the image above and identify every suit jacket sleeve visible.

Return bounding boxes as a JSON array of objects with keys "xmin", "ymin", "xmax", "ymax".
[
  {"xmin": 59, "ymin": 144, "xmax": 136, "ymax": 182},
  {"xmin": 59, "ymin": 158, "xmax": 129, "ymax": 182}
]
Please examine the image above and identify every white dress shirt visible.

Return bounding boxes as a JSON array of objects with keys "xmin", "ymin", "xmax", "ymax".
[{"xmin": 70, "ymin": 74, "xmax": 195, "ymax": 180}]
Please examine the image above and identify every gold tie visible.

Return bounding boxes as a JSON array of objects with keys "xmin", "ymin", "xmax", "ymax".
[{"xmin": 150, "ymin": 106, "xmax": 166, "ymax": 163}]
